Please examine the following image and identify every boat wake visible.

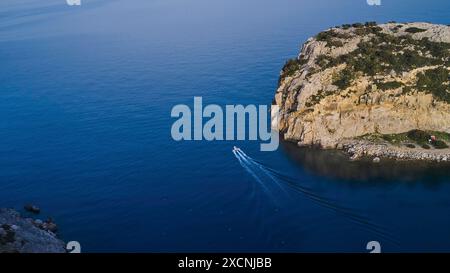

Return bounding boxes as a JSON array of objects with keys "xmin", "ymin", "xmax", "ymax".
[{"xmin": 232, "ymin": 146, "xmax": 399, "ymax": 246}]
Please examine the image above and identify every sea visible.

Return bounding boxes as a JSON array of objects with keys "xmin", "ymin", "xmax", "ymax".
[{"xmin": 1, "ymin": 0, "xmax": 450, "ymax": 252}]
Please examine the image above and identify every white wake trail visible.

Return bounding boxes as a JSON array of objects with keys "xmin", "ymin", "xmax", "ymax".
[
  {"xmin": 232, "ymin": 149, "xmax": 271, "ymax": 194},
  {"xmin": 232, "ymin": 147, "xmax": 400, "ymax": 246},
  {"xmin": 235, "ymin": 149, "xmax": 289, "ymax": 195}
]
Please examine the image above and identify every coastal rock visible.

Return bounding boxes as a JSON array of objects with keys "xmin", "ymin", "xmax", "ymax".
[
  {"xmin": 275, "ymin": 22, "xmax": 450, "ymax": 161},
  {"xmin": 0, "ymin": 208, "xmax": 65, "ymax": 253},
  {"xmin": 43, "ymin": 219, "xmax": 58, "ymax": 233},
  {"xmin": 24, "ymin": 204, "xmax": 41, "ymax": 214},
  {"xmin": 34, "ymin": 219, "xmax": 44, "ymax": 226}
]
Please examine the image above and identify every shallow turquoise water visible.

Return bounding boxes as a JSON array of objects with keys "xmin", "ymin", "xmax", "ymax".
[{"xmin": 1, "ymin": 0, "xmax": 450, "ymax": 252}]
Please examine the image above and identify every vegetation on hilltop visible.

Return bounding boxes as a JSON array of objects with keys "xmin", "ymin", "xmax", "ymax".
[{"xmin": 312, "ymin": 24, "xmax": 450, "ymax": 104}]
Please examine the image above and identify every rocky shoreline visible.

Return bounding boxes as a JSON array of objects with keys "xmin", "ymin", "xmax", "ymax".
[
  {"xmin": 340, "ymin": 140, "xmax": 450, "ymax": 162},
  {"xmin": 0, "ymin": 208, "xmax": 66, "ymax": 253}
]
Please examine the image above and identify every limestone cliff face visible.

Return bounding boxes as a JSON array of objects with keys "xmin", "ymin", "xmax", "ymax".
[{"xmin": 275, "ymin": 22, "xmax": 450, "ymax": 148}]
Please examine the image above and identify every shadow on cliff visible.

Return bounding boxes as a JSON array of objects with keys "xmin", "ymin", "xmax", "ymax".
[{"xmin": 281, "ymin": 140, "xmax": 450, "ymax": 186}]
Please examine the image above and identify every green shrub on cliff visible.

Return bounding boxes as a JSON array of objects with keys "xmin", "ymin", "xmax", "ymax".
[
  {"xmin": 365, "ymin": 21, "xmax": 378, "ymax": 27},
  {"xmin": 279, "ymin": 58, "xmax": 301, "ymax": 82},
  {"xmin": 316, "ymin": 30, "xmax": 351, "ymax": 48},
  {"xmin": 376, "ymin": 81, "xmax": 404, "ymax": 90},
  {"xmin": 422, "ymin": 144, "xmax": 431, "ymax": 149},
  {"xmin": 405, "ymin": 27, "xmax": 427, "ymax": 33},
  {"xmin": 316, "ymin": 55, "xmax": 330, "ymax": 67},
  {"xmin": 407, "ymin": 129, "xmax": 430, "ymax": 143},
  {"xmin": 417, "ymin": 38, "xmax": 450, "ymax": 59},
  {"xmin": 333, "ymin": 68, "xmax": 355, "ymax": 89},
  {"xmin": 416, "ymin": 67, "xmax": 450, "ymax": 103},
  {"xmin": 405, "ymin": 143, "xmax": 416, "ymax": 149},
  {"xmin": 354, "ymin": 26, "xmax": 382, "ymax": 36},
  {"xmin": 433, "ymin": 140, "xmax": 449, "ymax": 149},
  {"xmin": 341, "ymin": 24, "xmax": 352, "ymax": 30}
]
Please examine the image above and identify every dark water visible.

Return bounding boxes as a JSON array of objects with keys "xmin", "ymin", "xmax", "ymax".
[{"xmin": 1, "ymin": 0, "xmax": 450, "ymax": 252}]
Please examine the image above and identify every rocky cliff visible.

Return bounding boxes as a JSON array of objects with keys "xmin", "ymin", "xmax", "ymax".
[{"xmin": 275, "ymin": 22, "xmax": 450, "ymax": 161}]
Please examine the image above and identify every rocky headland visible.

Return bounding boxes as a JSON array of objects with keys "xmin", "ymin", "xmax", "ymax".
[{"xmin": 275, "ymin": 22, "xmax": 450, "ymax": 162}]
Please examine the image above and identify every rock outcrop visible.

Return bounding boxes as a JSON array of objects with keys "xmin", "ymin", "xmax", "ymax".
[
  {"xmin": 275, "ymin": 22, "xmax": 450, "ymax": 161},
  {"xmin": 0, "ymin": 208, "xmax": 65, "ymax": 253}
]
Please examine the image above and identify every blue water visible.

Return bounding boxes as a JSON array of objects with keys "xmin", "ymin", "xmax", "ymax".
[{"xmin": 1, "ymin": 0, "xmax": 450, "ymax": 252}]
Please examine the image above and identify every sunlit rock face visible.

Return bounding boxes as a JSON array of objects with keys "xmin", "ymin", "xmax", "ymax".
[{"xmin": 275, "ymin": 22, "xmax": 450, "ymax": 149}]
